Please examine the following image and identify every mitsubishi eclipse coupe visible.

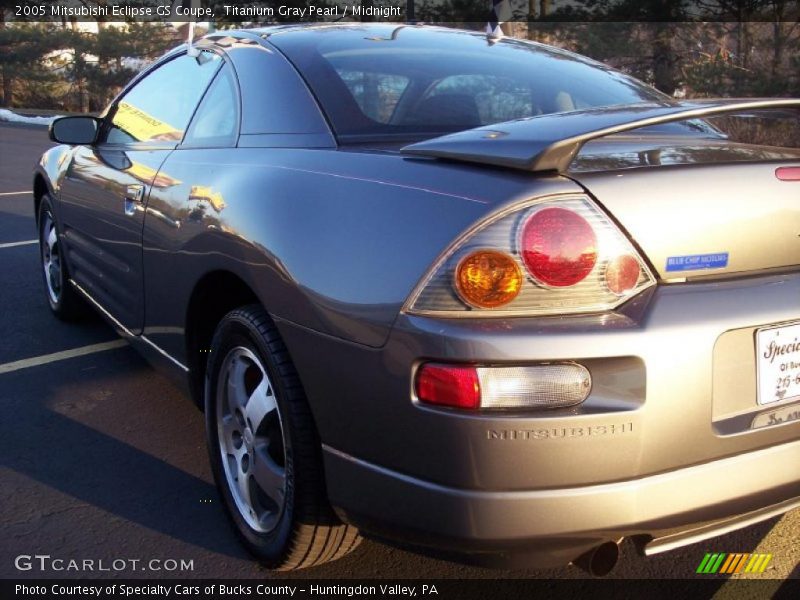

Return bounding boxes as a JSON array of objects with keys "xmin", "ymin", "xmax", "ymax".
[{"xmin": 34, "ymin": 24, "xmax": 800, "ymax": 574}]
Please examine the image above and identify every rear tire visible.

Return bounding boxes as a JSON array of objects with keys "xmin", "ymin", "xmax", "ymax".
[
  {"xmin": 38, "ymin": 194, "xmax": 86, "ymax": 320},
  {"xmin": 205, "ymin": 304, "xmax": 361, "ymax": 570}
]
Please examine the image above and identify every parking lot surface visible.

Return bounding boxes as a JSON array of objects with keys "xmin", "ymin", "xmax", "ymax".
[{"xmin": 0, "ymin": 123, "xmax": 797, "ymax": 589}]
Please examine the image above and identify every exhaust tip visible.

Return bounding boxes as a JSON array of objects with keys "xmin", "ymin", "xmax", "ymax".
[{"xmin": 571, "ymin": 540, "xmax": 620, "ymax": 577}]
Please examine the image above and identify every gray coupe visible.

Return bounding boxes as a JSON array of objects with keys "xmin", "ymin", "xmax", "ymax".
[{"xmin": 34, "ymin": 24, "xmax": 800, "ymax": 574}]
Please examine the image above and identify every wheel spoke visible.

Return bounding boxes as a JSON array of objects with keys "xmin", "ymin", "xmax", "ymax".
[
  {"xmin": 226, "ymin": 358, "xmax": 248, "ymax": 416},
  {"xmin": 245, "ymin": 378, "xmax": 276, "ymax": 433},
  {"xmin": 233, "ymin": 442, "xmax": 247, "ymax": 463},
  {"xmin": 220, "ymin": 414, "xmax": 238, "ymax": 447},
  {"xmin": 252, "ymin": 445, "xmax": 285, "ymax": 505},
  {"xmin": 47, "ymin": 225, "xmax": 57, "ymax": 252},
  {"xmin": 224, "ymin": 438, "xmax": 246, "ymax": 463},
  {"xmin": 41, "ymin": 217, "xmax": 61, "ymax": 303},
  {"xmin": 224, "ymin": 452, "xmax": 238, "ymax": 479},
  {"xmin": 51, "ymin": 271, "xmax": 60, "ymax": 293},
  {"xmin": 236, "ymin": 470, "xmax": 253, "ymax": 515}
]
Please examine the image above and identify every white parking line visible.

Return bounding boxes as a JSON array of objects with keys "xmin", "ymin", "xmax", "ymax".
[
  {"xmin": 0, "ymin": 340, "xmax": 128, "ymax": 375},
  {"xmin": 0, "ymin": 191, "xmax": 28, "ymax": 196},
  {"xmin": 0, "ymin": 239, "xmax": 37, "ymax": 249}
]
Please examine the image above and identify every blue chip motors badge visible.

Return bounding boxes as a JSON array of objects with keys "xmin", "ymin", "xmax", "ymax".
[{"xmin": 665, "ymin": 252, "xmax": 729, "ymax": 272}]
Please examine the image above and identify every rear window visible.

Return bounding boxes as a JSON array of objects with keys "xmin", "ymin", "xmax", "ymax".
[
  {"xmin": 269, "ymin": 25, "xmax": 670, "ymax": 142},
  {"xmin": 427, "ymin": 74, "xmax": 539, "ymax": 124},
  {"xmin": 338, "ymin": 70, "xmax": 410, "ymax": 124}
]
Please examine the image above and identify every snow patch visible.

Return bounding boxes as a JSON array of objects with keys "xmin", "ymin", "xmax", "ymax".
[{"xmin": 0, "ymin": 109, "xmax": 60, "ymax": 126}]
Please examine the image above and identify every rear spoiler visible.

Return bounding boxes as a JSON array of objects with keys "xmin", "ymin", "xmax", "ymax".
[{"xmin": 401, "ymin": 98, "xmax": 800, "ymax": 173}]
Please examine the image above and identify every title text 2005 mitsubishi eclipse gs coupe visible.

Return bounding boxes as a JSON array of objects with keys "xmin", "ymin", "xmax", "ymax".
[{"xmin": 34, "ymin": 24, "xmax": 800, "ymax": 574}]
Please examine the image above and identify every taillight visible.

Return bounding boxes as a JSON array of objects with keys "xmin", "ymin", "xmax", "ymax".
[
  {"xmin": 520, "ymin": 207, "xmax": 597, "ymax": 287},
  {"xmin": 775, "ymin": 166, "xmax": 800, "ymax": 181},
  {"xmin": 405, "ymin": 194, "xmax": 655, "ymax": 317},
  {"xmin": 415, "ymin": 363, "xmax": 481, "ymax": 409},
  {"xmin": 415, "ymin": 362, "xmax": 592, "ymax": 410}
]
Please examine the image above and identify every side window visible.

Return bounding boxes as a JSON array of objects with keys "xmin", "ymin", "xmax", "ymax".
[
  {"xmin": 183, "ymin": 62, "xmax": 239, "ymax": 147},
  {"xmin": 104, "ymin": 52, "xmax": 221, "ymax": 144}
]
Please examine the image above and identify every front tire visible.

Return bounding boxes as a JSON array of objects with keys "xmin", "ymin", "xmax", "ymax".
[
  {"xmin": 38, "ymin": 195, "xmax": 85, "ymax": 320},
  {"xmin": 205, "ymin": 305, "xmax": 360, "ymax": 570}
]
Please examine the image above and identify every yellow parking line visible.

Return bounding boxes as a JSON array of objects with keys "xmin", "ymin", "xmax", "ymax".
[
  {"xmin": 0, "ymin": 239, "xmax": 37, "ymax": 249},
  {"xmin": 0, "ymin": 340, "xmax": 128, "ymax": 375},
  {"xmin": 0, "ymin": 191, "xmax": 28, "ymax": 196}
]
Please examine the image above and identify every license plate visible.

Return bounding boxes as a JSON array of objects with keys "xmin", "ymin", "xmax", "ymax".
[{"xmin": 756, "ymin": 321, "xmax": 800, "ymax": 406}]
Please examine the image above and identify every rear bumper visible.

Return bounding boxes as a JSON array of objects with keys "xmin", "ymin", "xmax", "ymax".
[
  {"xmin": 277, "ymin": 270, "xmax": 800, "ymax": 565},
  {"xmin": 324, "ymin": 439, "xmax": 800, "ymax": 565}
]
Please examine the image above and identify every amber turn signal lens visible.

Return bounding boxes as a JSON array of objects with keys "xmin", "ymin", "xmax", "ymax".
[{"xmin": 455, "ymin": 250, "xmax": 522, "ymax": 309}]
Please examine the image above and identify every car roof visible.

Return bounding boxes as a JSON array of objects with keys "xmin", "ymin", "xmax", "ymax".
[
  {"xmin": 206, "ymin": 23, "xmax": 477, "ymax": 46},
  {"xmin": 245, "ymin": 23, "xmax": 452, "ymax": 38},
  {"xmin": 203, "ymin": 23, "xmax": 612, "ymax": 74}
]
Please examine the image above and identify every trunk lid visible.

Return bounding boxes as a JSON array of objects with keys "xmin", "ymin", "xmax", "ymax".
[{"xmin": 571, "ymin": 154, "xmax": 800, "ymax": 280}]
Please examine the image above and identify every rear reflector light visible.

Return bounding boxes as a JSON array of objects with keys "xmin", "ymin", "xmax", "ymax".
[
  {"xmin": 415, "ymin": 363, "xmax": 591, "ymax": 410},
  {"xmin": 605, "ymin": 254, "xmax": 641, "ymax": 296},
  {"xmin": 415, "ymin": 364, "xmax": 481, "ymax": 409},
  {"xmin": 775, "ymin": 166, "xmax": 800, "ymax": 181}
]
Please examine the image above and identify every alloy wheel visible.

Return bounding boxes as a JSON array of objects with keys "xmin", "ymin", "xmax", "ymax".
[
  {"xmin": 41, "ymin": 213, "xmax": 62, "ymax": 304},
  {"xmin": 216, "ymin": 346, "xmax": 287, "ymax": 533}
]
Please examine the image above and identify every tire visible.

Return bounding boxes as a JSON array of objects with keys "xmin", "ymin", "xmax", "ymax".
[
  {"xmin": 205, "ymin": 305, "xmax": 361, "ymax": 570},
  {"xmin": 38, "ymin": 195, "xmax": 86, "ymax": 320}
]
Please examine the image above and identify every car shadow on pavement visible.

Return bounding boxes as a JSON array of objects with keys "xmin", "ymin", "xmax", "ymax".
[{"xmin": 0, "ymin": 348, "xmax": 248, "ymax": 562}]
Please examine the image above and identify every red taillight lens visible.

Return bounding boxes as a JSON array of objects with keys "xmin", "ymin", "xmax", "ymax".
[
  {"xmin": 415, "ymin": 364, "xmax": 480, "ymax": 409},
  {"xmin": 605, "ymin": 254, "xmax": 641, "ymax": 295},
  {"xmin": 520, "ymin": 208, "xmax": 598, "ymax": 287}
]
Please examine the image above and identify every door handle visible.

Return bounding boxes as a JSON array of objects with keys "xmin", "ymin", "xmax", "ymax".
[{"xmin": 124, "ymin": 184, "xmax": 145, "ymax": 216}]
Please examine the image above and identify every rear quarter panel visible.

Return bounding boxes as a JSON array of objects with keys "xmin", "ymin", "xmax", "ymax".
[{"xmin": 141, "ymin": 147, "xmax": 581, "ymax": 358}]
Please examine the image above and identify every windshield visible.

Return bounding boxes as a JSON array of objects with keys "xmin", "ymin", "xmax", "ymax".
[{"xmin": 268, "ymin": 25, "xmax": 673, "ymax": 143}]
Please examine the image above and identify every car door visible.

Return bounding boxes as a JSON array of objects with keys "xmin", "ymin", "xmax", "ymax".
[
  {"xmin": 58, "ymin": 50, "xmax": 222, "ymax": 334},
  {"xmin": 140, "ymin": 60, "xmax": 241, "ymax": 360}
]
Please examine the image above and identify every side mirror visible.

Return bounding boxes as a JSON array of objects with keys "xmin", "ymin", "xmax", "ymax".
[{"xmin": 49, "ymin": 116, "xmax": 101, "ymax": 145}]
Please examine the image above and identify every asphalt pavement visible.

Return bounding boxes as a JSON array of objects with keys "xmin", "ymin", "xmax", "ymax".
[{"xmin": 0, "ymin": 122, "xmax": 797, "ymax": 591}]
